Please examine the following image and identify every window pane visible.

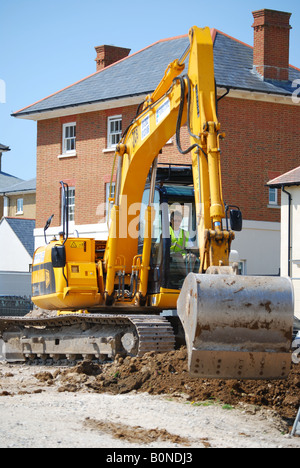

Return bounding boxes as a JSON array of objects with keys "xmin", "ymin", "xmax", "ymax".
[
  {"xmin": 108, "ymin": 117, "xmax": 122, "ymax": 148},
  {"xmin": 61, "ymin": 187, "xmax": 75, "ymax": 223},
  {"xmin": 17, "ymin": 198, "xmax": 23, "ymax": 212},
  {"xmin": 63, "ymin": 124, "xmax": 76, "ymax": 153},
  {"xmin": 269, "ymin": 188, "xmax": 277, "ymax": 204}
]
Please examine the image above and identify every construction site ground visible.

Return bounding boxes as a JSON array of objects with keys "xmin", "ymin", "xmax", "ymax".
[{"xmin": 0, "ymin": 347, "xmax": 300, "ymax": 448}]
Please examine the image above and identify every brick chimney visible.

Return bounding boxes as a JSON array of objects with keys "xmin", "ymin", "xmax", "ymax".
[
  {"xmin": 0, "ymin": 144, "xmax": 10, "ymax": 172},
  {"xmin": 95, "ymin": 45, "xmax": 131, "ymax": 71},
  {"xmin": 252, "ymin": 9, "xmax": 292, "ymax": 81}
]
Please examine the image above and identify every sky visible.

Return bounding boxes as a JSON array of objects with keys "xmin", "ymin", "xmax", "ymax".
[{"xmin": 0, "ymin": 0, "xmax": 299, "ymax": 180}]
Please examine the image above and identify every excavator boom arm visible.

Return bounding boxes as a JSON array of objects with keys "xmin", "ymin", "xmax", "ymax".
[
  {"xmin": 103, "ymin": 26, "xmax": 294, "ymax": 380},
  {"xmin": 104, "ymin": 27, "xmax": 231, "ymax": 298}
]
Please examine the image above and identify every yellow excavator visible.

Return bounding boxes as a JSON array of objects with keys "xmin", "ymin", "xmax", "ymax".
[{"xmin": 0, "ymin": 27, "xmax": 294, "ymax": 379}]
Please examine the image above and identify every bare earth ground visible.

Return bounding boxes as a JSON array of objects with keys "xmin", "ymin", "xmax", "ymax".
[{"xmin": 0, "ymin": 347, "xmax": 300, "ymax": 448}]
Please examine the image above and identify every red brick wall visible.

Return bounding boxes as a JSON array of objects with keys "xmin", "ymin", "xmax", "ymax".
[
  {"xmin": 218, "ymin": 97, "xmax": 300, "ymax": 222},
  {"xmin": 36, "ymin": 97, "xmax": 300, "ymax": 229},
  {"xmin": 36, "ymin": 106, "xmax": 135, "ymax": 228},
  {"xmin": 95, "ymin": 45, "xmax": 131, "ymax": 71}
]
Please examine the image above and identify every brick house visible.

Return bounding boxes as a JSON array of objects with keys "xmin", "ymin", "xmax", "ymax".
[{"xmin": 12, "ymin": 8, "xmax": 300, "ymax": 276}]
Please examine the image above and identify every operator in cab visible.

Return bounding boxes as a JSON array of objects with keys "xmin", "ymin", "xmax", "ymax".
[
  {"xmin": 169, "ymin": 211, "xmax": 196, "ymax": 277},
  {"xmin": 170, "ymin": 211, "xmax": 190, "ymax": 253}
]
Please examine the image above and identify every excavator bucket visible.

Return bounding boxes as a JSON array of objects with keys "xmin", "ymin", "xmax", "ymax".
[{"xmin": 177, "ymin": 273, "xmax": 294, "ymax": 380}]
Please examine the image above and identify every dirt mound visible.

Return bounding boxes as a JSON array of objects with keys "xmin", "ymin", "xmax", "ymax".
[
  {"xmin": 84, "ymin": 417, "xmax": 193, "ymax": 446},
  {"xmin": 54, "ymin": 347, "xmax": 299, "ymax": 420}
]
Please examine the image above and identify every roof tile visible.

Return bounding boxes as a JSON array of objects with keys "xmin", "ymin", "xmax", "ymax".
[{"xmin": 4, "ymin": 218, "xmax": 35, "ymax": 257}]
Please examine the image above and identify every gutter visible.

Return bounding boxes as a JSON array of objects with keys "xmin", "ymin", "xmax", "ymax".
[
  {"xmin": 11, "ymin": 93, "xmax": 151, "ymax": 120},
  {"xmin": 12, "ymin": 83, "xmax": 297, "ymax": 121},
  {"xmin": 0, "ymin": 189, "xmax": 36, "ymax": 196}
]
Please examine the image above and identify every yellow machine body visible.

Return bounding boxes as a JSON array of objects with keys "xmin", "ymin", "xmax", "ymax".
[{"xmin": 32, "ymin": 239, "xmax": 101, "ymax": 310}]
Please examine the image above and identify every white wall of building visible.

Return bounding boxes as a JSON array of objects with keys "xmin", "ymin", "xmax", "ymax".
[
  {"xmin": 281, "ymin": 189, "xmax": 300, "ymax": 319},
  {"xmin": 0, "ymin": 219, "xmax": 32, "ymax": 272},
  {"xmin": 0, "ymin": 272, "xmax": 32, "ymax": 296},
  {"xmin": 231, "ymin": 219, "xmax": 280, "ymax": 276}
]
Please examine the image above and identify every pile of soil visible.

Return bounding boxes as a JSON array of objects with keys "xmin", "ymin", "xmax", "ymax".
[{"xmin": 51, "ymin": 347, "xmax": 300, "ymax": 420}]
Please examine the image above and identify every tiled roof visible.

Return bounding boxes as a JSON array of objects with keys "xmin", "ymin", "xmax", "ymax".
[
  {"xmin": 4, "ymin": 218, "xmax": 35, "ymax": 257},
  {"xmin": 0, "ymin": 178, "xmax": 36, "ymax": 195},
  {"xmin": 0, "ymin": 172, "xmax": 23, "ymax": 191},
  {"xmin": 13, "ymin": 30, "xmax": 300, "ymax": 118},
  {"xmin": 268, "ymin": 166, "xmax": 300, "ymax": 187}
]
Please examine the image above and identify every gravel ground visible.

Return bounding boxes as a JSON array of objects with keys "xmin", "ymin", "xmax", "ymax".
[{"xmin": 0, "ymin": 362, "xmax": 299, "ymax": 449}]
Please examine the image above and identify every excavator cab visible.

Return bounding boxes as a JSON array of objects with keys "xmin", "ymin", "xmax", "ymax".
[{"xmin": 139, "ymin": 165, "xmax": 200, "ymax": 294}]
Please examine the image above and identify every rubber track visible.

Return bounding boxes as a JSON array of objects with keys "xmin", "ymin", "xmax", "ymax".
[{"xmin": 0, "ymin": 314, "xmax": 175, "ymax": 360}]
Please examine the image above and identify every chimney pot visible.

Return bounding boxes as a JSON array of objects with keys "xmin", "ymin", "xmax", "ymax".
[
  {"xmin": 95, "ymin": 45, "xmax": 131, "ymax": 71},
  {"xmin": 252, "ymin": 9, "xmax": 292, "ymax": 81}
]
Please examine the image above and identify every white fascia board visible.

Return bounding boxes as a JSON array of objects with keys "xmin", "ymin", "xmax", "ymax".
[
  {"xmin": 14, "ymin": 95, "xmax": 149, "ymax": 121},
  {"xmin": 1, "ymin": 190, "xmax": 36, "ymax": 196},
  {"xmin": 15, "ymin": 87, "xmax": 296, "ymax": 122},
  {"xmin": 217, "ymin": 87, "xmax": 295, "ymax": 106}
]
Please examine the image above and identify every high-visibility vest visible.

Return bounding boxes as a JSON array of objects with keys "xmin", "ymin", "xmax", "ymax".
[{"xmin": 170, "ymin": 227, "xmax": 189, "ymax": 253}]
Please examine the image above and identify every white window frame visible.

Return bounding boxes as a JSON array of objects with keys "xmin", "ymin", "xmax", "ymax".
[
  {"xmin": 269, "ymin": 187, "xmax": 278, "ymax": 205},
  {"xmin": 107, "ymin": 115, "xmax": 122, "ymax": 149},
  {"xmin": 105, "ymin": 182, "xmax": 115, "ymax": 223},
  {"xmin": 61, "ymin": 122, "xmax": 76, "ymax": 157},
  {"xmin": 238, "ymin": 260, "xmax": 246, "ymax": 276},
  {"xmin": 61, "ymin": 186, "xmax": 75, "ymax": 224},
  {"xmin": 16, "ymin": 197, "xmax": 23, "ymax": 215}
]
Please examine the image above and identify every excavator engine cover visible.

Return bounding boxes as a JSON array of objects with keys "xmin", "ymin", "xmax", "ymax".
[{"xmin": 177, "ymin": 273, "xmax": 294, "ymax": 380}]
